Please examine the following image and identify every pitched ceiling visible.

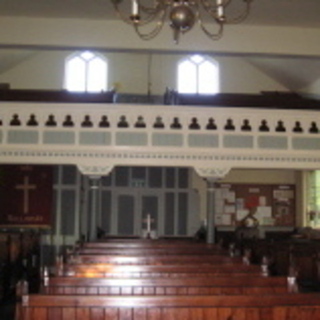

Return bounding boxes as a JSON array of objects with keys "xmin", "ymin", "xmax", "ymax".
[
  {"xmin": 0, "ymin": 0, "xmax": 320, "ymax": 93},
  {"xmin": 245, "ymin": 56, "xmax": 320, "ymax": 92},
  {"xmin": 0, "ymin": 0, "xmax": 318, "ymax": 28}
]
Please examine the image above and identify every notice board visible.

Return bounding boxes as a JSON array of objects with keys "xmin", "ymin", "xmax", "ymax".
[{"xmin": 214, "ymin": 183, "xmax": 295, "ymax": 227}]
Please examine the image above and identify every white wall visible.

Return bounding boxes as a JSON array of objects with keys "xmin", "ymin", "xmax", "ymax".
[
  {"xmin": 0, "ymin": 50, "xmax": 289, "ymax": 94},
  {"xmin": 218, "ymin": 56, "xmax": 288, "ymax": 93},
  {"xmin": 221, "ymin": 169, "xmax": 297, "ymax": 184},
  {"xmin": 0, "ymin": 50, "xmax": 66, "ymax": 90},
  {"xmin": 305, "ymin": 78, "xmax": 320, "ymax": 96}
]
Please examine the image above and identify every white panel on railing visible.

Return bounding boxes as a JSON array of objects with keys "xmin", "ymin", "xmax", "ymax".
[
  {"xmin": 79, "ymin": 132, "xmax": 111, "ymax": 146},
  {"xmin": 188, "ymin": 134, "xmax": 219, "ymax": 148},
  {"xmin": 223, "ymin": 135, "xmax": 254, "ymax": 149},
  {"xmin": 43, "ymin": 131, "xmax": 75, "ymax": 145},
  {"xmin": 292, "ymin": 137, "xmax": 320, "ymax": 150},
  {"xmin": 152, "ymin": 133, "xmax": 183, "ymax": 147},
  {"xmin": 258, "ymin": 136, "xmax": 288, "ymax": 150},
  {"xmin": 7, "ymin": 130, "xmax": 39, "ymax": 144}
]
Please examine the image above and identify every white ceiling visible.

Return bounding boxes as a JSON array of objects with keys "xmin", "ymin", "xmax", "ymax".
[{"xmin": 0, "ymin": 0, "xmax": 320, "ymax": 93}]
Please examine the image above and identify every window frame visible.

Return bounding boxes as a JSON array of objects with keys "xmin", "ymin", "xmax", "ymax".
[
  {"xmin": 177, "ymin": 54, "xmax": 220, "ymax": 94},
  {"xmin": 64, "ymin": 51, "xmax": 108, "ymax": 92}
]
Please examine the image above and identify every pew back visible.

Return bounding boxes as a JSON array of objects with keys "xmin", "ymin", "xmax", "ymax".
[
  {"xmin": 20, "ymin": 294, "xmax": 320, "ymax": 320},
  {"xmin": 64, "ymin": 263, "xmax": 262, "ymax": 278},
  {"xmin": 44, "ymin": 276, "xmax": 288, "ymax": 295}
]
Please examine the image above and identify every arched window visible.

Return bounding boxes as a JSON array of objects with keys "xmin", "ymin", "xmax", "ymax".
[
  {"xmin": 177, "ymin": 55, "xmax": 219, "ymax": 94},
  {"xmin": 64, "ymin": 51, "xmax": 107, "ymax": 92}
]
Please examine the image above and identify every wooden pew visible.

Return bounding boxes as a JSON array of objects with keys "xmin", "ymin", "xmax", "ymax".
[
  {"xmin": 64, "ymin": 263, "xmax": 263, "ymax": 278},
  {"xmin": 18, "ymin": 293, "xmax": 320, "ymax": 320},
  {"xmin": 70, "ymin": 254, "xmax": 243, "ymax": 265},
  {"xmin": 82, "ymin": 240, "xmax": 216, "ymax": 248},
  {"xmin": 77, "ymin": 247, "xmax": 225, "ymax": 256},
  {"xmin": 1, "ymin": 231, "xmax": 41, "ymax": 301},
  {"xmin": 240, "ymin": 238, "xmax": 320, "ymax": 284},
  {"xmin": 76, "ymin": 240, "xmax": 225, "ymax": 256},
  {"xmin": 0, "ymin": 233, "xmax": 8, "ymax": 301},
  {"xmin": 16, "ymin": 238, "xmax": 311, "ymax": 320},
  {"xmin": 44, "ymin": 276, "xmax": 289, "ymax": 295}
]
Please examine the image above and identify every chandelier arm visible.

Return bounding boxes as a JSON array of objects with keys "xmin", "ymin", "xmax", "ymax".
[
  {"xmin": 133, "ymin": 9, "xmax": 167, "ymax": 40},
  {"xmin": 199, "ymin": 0, "xmax": 252, "ymax": 24},
  {"xmin": 223, "ymin": 1, "xmax": 252, "ymax": 24},
  {"xmin": 112, "ymin": 2, "xmax": 139, "ymax": 25},
  {"xmin": 221, "ymin": 0, "xmax": 233, "ymax": 9},
  {"xmin": 112, "ymin": 0, "xmax": 166, "ymax": 26},
  {"xmin": 134, "ymin": 23, "xmax": 163, "ymax": 40},
  {"xmin": 136, "ymin": 11, "xmax": 167, "ymax": 26},
  {"xmin": 198, "ymin": 16, "xmax": 224, "ymax": 40},
  {"xmin": 137, "ymin": 0, "xmax": 166, "ymax": 14}
]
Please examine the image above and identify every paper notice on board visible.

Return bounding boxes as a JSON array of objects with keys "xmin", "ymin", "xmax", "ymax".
[
  {"xmin": 221, "ymin": 214, "xmax": 231, "ymax": 225},
  {"xmin": 262, "ymin": 217, "xmax": 275, "ymax": 225},
  {"xmin": 236, "ymin": 209, "xmax": 249, "ymax": 221},
  {"xmin": 236, "ymin": 198, "xmax": 245, "ymax": 210},
  {"xmin": 273, "ymin": 189, "xmax": 294, "ymax": 199},
  {"xmin": 256, "ymin": 206, "xmax": 272, "ymax": 217},
  {"xmin": 256, "ymin": 206, "xmax": 272, "ymax": 225},
  {"xmin": 225, "ymin": 205, "xmax": 236, "ymax": 214},
  {"xmin": 226, "ymin": 191, "xmax": 236, "ymax": 203},
  {"xmin": 259, "ymin": 196, "xmax": 267, "ymax": 206},
  {"xmin": 221, "ymin": 188, "xmax": 229, "ymax": 199}
]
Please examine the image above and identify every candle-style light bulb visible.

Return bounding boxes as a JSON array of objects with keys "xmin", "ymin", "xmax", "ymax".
[
  {"xmin": 132, "ymin": 0, "xmax": 139, "ymax": 16},
  {"xmin": 217, "ymin": 0, "xmax": 224, "ymax": 20}
]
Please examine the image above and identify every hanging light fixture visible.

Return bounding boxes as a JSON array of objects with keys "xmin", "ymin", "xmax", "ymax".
[{"xmin": 111, "ymin": 0, "xmax": 254, "ymax": 44}]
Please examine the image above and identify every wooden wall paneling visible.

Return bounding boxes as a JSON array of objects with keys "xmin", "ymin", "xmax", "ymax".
[
  {"xmin": 89, "ymin": 308, "xmax": 104, "ymax": 320},
  {"xmin": 147, "ymin": 307, "xmax": 161, "ymax": 320},
  {"xmin": 31, "ymin": 307, "xmax": 47, "ymax": 320},
  {"xmin": 133, "ymin": 308, "xmax": 147, "ymax": 320},
  {"xmin": 272, "ymin": 306, "xmax": 288, "ymax": 320},
  {"xmin": 104, "ymin": 308, "xmax": 118, "ymax": 320},
  {"xmin": 48, "ymin": 307, "xmax": 62, "ymax": 320},
  {"xmin": 76, "ymin": 308, "xmax": 90, "ymax": 320},
  {"xmin": 62, "ymin": 308, "xmax": 76, "ymax": 320},
  {"xmin": 119, "ymin": 308, "xmax": 133, "ymax": 320}
]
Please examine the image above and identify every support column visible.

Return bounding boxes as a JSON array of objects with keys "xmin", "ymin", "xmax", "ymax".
[
  {"xmin": 206, "ymin": 178, "xmax": 216, "ymax": 244},
  {"xmin": 77, "ymin": 165, "xmax": 114, "ymax": 242},
  {"xmin": 88, "ymin": 176, "xmax": 100, "ymax": 241},
  {"xmin": 195, "ymin": 167, "xmax": 231, "ymax": 245}
]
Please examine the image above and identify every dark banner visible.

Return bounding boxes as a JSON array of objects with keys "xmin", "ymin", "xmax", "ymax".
[{"xmin": 0, "ymin": 165, "xmax": 53, "ymax": 227}]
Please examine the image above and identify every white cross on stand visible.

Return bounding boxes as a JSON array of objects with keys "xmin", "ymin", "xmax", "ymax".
[
  {"xmin": 143, "ymin": 214, "xmax": 154, "ymax": 239},
  {"xmin": 15, "ymin": 176, "xmax": 36, "ymax": 214}
]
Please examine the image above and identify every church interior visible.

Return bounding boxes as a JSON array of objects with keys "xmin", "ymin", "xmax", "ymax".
[{"xmin": 1, "ymin": 0, "xmax": 320, "ymax": 319}]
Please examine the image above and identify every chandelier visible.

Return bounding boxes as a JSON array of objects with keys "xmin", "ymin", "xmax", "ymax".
[{"xmin": 111, "ymin": 0, "xmax": 254, "ymax": 44}]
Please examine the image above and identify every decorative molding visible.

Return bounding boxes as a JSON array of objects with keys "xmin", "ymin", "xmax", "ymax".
[
  {"xmin": 77, "ymin": 165, "xmax": 114, "ymax": 177},
  {"xmin": 195, "ymin": 167, "xmax": 231, "ymax": 181},
  {"xmin": 0, "ymin": 149, "xmax": 320, "ymax": 170}
]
